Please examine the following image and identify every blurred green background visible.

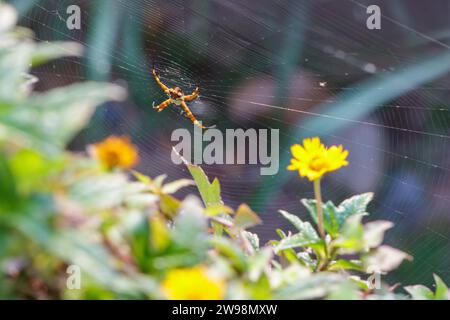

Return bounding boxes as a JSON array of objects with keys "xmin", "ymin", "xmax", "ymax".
[{"xmin": 5, "ymin": 0, "xmax": 450, "ymax": 287}]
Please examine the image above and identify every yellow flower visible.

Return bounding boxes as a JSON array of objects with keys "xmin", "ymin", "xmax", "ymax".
[
  {"xmin": 287, "ymin": 137, "xmax": 348, "ymax": 181},
  {"xmin": 162, "ymin": 266, "xmax": 225, "ymax": 300},
  {"xmin": 92, "ymin": 135, "xmax": 139, "ymax": 170}
]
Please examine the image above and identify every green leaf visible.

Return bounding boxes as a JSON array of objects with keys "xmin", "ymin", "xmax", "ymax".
[
  {"xmin": 233, "ymin": 204, "xmax": 261, "ymax": 230},
  {"xmin": 0, "ymin": 82, "xmax": 126, "ymax": 153},
  {"xmin": 210, "ymin": 236, "xmax": 247, "ymax": 272},
  {"xmin": 363, "ymin": 220, "xmax": 393, "ymax": 248},
  {"xmin": 183, "ymin": 161, "xmax": 226, "ymax": 234},
  {"xmin": 124, "ymin": 190, "xmax": 158, "ymax": 209},
  {"xmin": 68, "ymin": 172, "xmax": 129, "ymax": 211},
  {"xmin": 279, "ymin": 210, "xmax": 310, "ymax": 231},
  {"xmin": 300, "ymin": 200, "xmax": 340, "ymax": 237},
  {"xmin": 159, "ymin": 194, "xmax": 181, "ymax": 218},
  {"xmin": 248, "ymin": 247, "xmax": 272, "ymax": 282},
  {"xmin": 405, "ymin": 285, "xmax": 435, "ymax": 300},
  {"xmin": 0, "ymin": 33, "xmax": 83, "ymax": 102},
  {"xmin": 332, "ymin": 214, "xmax": 365, "ymax": 252},
  {"xmin": 149, "ymin": 215, "xmax": 170, "ymax": 252},
  {"xmin": 153, "ymin": 174, "xmax": 167, "ymax": 188},
  {"xmin": 327, "ymin": 280, "xmax": 361, "ymax": 300},
  {"xmin": 279, "ymin": 210, "xmax": 319, "ymax": 238},
  {"xmin": 131, "ymin": 170, "xmax": 151, "ymax": 184},
  {"xmin": 125, "ymin": 212, "xmax": 151, "ymax": 271},
  {"xmin": 276, "ymin": 212, "xmax": 321, "ymax": 252},
  {"xmin": 172, "ymin": 198, "xmax": 209, "ymax": 257},
  {"xmin": 405, "ymin": 275, "xmax": 449, "ymax": 300},
  {"xmin": 31, "ymin": 42, "xmax": 84, "ymax": 67},
  {"xmin": 348, "ymin": 276, "xmax": 371, "ymax": 291},
  {"xmin": 276, "ymin": 233, "xmax": 323, "ymax": 252},
  {"xmin": 433, "ymin": 274, "xmax": 449, "ymax": 300},
  {"xmin": 301, "ymin": 193, "xmax": 373, "ymax": 238},
  {"xmin": 0, "ymin": 42, "xmax": 33, "ymax": 101},
  {"xmin": 337, "ymin": 193, "xmax": 374, "ymax": 222},
  {"xmin": 0, "ymin": 153, "xmax": 18, "ymax": 209},
  {"xmin": 204, "ymin": 204, "xmax": 234, "ymax": 217},
  {"xmin": 26, "ymin": 82, "xmax": 126, "ymax": 144},
  {"xmin": 151, "ymin": 201, "xmax": 209, "ymax": 270},
  {"xmin": 11, "ymin": 209, "xmax": 158, "ymax": 297},
  {"xmin": 242, "ymin": 230, "xmax": 259, "ymax": 251},
  {"xmin": 365, "ymin": 245, "xmax": 412, "ymax": 272},
  {"xmin": 274, "ymin": 229, "xmax": 301, "ymax": 263},
  {"xmin": 160, "ymin": 179, "xmax": 194, "ymax": 194},
  {"xmin": 131, "ymin": 171, "xmax": 176, "ymax": 195},
  {"xmin": 328, "ymin": 259, "xmax": 364, "ymax": 272},
  {"xmin": 9, "ymin": 149, "xmax": 64, "ymax": 193},
  {"xmin": 297, "ymin": 251, "xmax": 316, "ymax": 270},
  {"xmin": 245, "ymin": 274, "xmax": 272, "ymax": 300},
  {"xmin": 274, "ymin": 273, "xmax": 345, "ymax": 300},
  {"xmin": 186, "ymin": 162, "xmax": 222, "ymax": 207}
]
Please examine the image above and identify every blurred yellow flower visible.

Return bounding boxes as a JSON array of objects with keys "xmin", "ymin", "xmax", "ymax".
[
  {"xmin": 162, "ymin": 266, "xmax": 225, "ymax": 300},
  {"xmin": 287, "ymin": 137, "xmax": 348, "ymax": 181},
  {"xmin": 92, "ymin": 135, "xmax": 139, "ymax": 170}
]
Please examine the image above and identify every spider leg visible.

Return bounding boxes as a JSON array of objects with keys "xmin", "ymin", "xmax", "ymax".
[
  {"xmin": 153, "ymin": 98, "xmax": 172, "ymax": 112},
  {"xmin": 184, "ymin": 86, "xmax": 200, "ymax": 102},
  {"xmin": 152, "ymin": 68, "xmax": 170, "ymax": 93},
  {"xmin": 180, "ymin": 101, "xmax": 205, "ymax": 129}
]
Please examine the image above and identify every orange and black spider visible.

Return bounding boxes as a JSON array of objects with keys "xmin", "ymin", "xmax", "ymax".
[{"xmin": 152, "ymin": 68, "xmax": 211, "ymax": 129}]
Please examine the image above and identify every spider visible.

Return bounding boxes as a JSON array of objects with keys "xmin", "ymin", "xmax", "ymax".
[{"xmin": 152, "ymin": 68, "xmax": 211, "ymax": 129}]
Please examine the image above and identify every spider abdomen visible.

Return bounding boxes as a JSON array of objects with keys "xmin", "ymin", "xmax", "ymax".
[{"xmin": 173, "ymin": 98, "xmax": 183, "ymax": 106}]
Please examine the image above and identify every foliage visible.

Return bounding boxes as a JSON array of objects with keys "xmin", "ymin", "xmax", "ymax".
[{"xmin": 0, "ymin": 4, "xmax": 448, "ymax": 300}]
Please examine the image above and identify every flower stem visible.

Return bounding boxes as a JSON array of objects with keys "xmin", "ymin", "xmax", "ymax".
[
  {"xmin": 313, "ymin": 178, "xmax": 329, "ymax": 264},
  {"xmin": 313, "ymin": 179, "xmax": 325, "ymax": 240}
]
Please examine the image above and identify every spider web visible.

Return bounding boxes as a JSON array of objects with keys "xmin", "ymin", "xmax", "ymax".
[{"xmin": 21, "ymin": 0, "xmax": 450, "ymax": 286}]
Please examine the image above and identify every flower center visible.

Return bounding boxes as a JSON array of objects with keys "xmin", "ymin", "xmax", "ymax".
[
  {"xmin": 104, "ymin": 150, "xmax": 120, "ymax": 167},
  {"xmin": 309, "ymin": 156, "xmax": 329, "ymax": 172}
]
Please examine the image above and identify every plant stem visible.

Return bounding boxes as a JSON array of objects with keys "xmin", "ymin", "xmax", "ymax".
[
  {"xmin": 313, "ymin": 179, "xmax": 325, "ymax": 240},
  {"xmin": 313, "ymin": 178, "xmax": 329, "ymax": 263}
]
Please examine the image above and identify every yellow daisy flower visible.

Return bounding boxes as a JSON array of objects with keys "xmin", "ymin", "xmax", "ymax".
[
  {"xmin": 287, "ymin": 137, "xmax": 348, "ymax": 181},
  {"xmin": 162, "ymin": 266, "xmax": 225, "ymax": 300},
  {"xmin": 92, "ymin": 135, "xmax": 139, "ymax": 170}
]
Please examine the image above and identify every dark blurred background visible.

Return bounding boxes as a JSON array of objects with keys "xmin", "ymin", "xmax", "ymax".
[{"xmin": 8, "ymin": 0, "xmax": 450, "ymax": 286}]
